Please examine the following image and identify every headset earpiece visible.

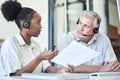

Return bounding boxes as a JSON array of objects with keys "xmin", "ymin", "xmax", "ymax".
[
  {"xmin": 76, "ymin": 18, "xmax": 79, "ymax": 24},
  {"xmin": 23, "ymin": 21, "xmax": 30, "ymax": 28},
  {"xmin": 22, "ymin": 15, "xmax": 31, "ymax": 28},
  {"xmin": 22, "ymin": 11, "xmax": 35, "ymax": 29},
  {"xmin": 93, "ymin": 19, "xmax": 100, "ymax": 34},
  {"xmin": 93, "ymin": 27, "xmax": 99, "ymax": 34}
]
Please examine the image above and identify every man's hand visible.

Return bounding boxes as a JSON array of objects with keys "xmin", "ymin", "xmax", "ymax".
[
  {"xmin": 111, "ymin": 61, "xmax": 120, "ymax": 72},
  {"xmin": 99, "ymin": 61, "xmax": 120, "ymax": 72}
]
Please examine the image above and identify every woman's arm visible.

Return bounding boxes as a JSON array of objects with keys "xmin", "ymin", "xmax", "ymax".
[{"xmin": 11, "ymin": 50, "xmax": 59, "ymax": 76}]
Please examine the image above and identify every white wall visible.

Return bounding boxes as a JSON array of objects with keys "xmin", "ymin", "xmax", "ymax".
[
  {"xmin": 0, "ymin": 0, "xmax": 48, "ymax": 50},
  {"xmin": 109, "ymin": 1, "xmax": 120, "ymax": 34},
  {"xmin": 93, "ymin": 0, "xmax": 120, "ymax": 35},
  {"xmin": 93, "ymin": 0, "xmax": 108, "ymax": 35}
]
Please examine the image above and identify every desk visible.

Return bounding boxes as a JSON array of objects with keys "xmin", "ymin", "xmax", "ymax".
[
  {"xmin": 0, "ymin": 76, "xmax": 30, "ymax": 80},
  {"xmin": 1, "ymin": 76, "xmax": 89, "ymax": 80},
  {"xmin": 89, "ymin": 76, "xmax": 120, "ymax": 80},
  {"xmin": 1, "ymin": 76, "xmax": 120, "ymax": 80},
  {"xmin": 1, "ymin": 72, "xmax": 120, "ymax": 80}
]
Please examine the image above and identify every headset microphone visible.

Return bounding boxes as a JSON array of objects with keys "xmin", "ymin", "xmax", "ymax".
[{"xmin": 82, "ymin": 33, "xmax": 93, "ymax": 36}]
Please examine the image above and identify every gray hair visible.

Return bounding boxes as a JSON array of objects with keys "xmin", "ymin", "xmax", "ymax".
[{"xmin": 79, "ymin": 10, "xmax": 101, "ymax": 28}]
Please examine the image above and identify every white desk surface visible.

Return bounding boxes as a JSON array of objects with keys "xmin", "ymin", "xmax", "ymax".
[
  {"xmin": 1, "ymin": 76, "xmax": 30, "ymax": 80},
  {"xmin": 1, "ymin": 76, "xmax": 120, "ymax": 80},
  {"xmin": 89, "ymin": 76, "xmax": 120, "ymax": 80},
  {"xmin": 1, "ymin": 76, "xmax": 89, "ymax": 80}
]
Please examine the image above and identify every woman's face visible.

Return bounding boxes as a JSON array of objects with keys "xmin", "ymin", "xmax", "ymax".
[{"xmin": 27, "ymin": 12, "xmax": 42, "ymax": 37}]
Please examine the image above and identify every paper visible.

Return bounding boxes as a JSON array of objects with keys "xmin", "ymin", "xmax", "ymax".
[{"xmin": 51, "ymin": 40, "xmax": 101, "ymax": 66}]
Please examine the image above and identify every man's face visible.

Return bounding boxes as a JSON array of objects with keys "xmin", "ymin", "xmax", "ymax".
[{"xmin": 77, "ymin": 16, "xmax": 95, "ymax": 40}]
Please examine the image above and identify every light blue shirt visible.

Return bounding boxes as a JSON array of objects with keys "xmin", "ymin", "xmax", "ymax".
[{"xmin": 58, "ymin": 30, "xmax": 117, "ymax": 66}]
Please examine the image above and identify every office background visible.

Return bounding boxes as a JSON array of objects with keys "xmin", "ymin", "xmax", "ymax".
[{"xmin": 0, "ymin": 0, "xmax": 120, "ymax": 60}]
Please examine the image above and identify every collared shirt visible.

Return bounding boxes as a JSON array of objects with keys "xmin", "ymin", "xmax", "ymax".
[
  {"xmin": 58, "ymin": 30, "xmax": 117, "ymax": 66},
  {"xmin": 0, "ymin": 55, "xmax": 5, "ymax": 77},
  {"xmin": 0, "ymin": 33, "xmax": 50, "ymax": 76}
]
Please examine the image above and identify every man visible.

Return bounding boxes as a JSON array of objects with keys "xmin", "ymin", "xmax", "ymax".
[{"xmin": 58, "ymin": 11, "xmax": 120, "ymax": 73}]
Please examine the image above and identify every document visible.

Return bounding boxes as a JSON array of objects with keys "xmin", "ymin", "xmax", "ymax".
[
  {"xmin": 21, "ymin": 73, "xmax": 89, "ymax": 80},
  {"xmin": 51, "ymin": 40, "xmax": 101, "ymax": 66}
]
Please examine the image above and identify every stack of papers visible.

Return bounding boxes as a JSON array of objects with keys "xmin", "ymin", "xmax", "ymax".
[{"xmin": 51, "ymin": 40, "xmax": 101, "ymax": 66}]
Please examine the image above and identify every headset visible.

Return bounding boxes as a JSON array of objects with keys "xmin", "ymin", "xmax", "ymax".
[
  {"xmin": 76, "ymin": 18, "xmax": 100, "ymax": 34},
  {"xmin": 22, "ymin": 11, "xmax": 35, "ymax": 28}
]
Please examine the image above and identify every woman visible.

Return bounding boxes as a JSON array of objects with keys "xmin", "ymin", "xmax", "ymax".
[{"xmin": 0, "ymin": 0, "xmax": 70, "ymax": 76}]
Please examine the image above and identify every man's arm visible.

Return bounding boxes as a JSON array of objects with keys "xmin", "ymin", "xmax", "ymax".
[
  {"xmin": 69, "ymin": 61, "xmax": 120, "ymax": 73},
  {"xmin": 72, "ymin": 64, "xmax": 101, "ymax": 73}
]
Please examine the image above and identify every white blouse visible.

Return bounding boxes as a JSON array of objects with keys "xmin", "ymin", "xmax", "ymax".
[{"xmin": 0, "ymin": 33, "xmax": 50, "ymax": 76}]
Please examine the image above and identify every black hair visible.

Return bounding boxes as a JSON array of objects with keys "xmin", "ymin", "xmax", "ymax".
[{"xmin": 1, "ymin": 0, "xmax": 36, "ymax": 29}]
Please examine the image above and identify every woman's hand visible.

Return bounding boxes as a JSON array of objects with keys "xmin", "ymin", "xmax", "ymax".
[
  {"xmin": 58, "ymin": 64, "xmax": 75, "ymax": 73},
  {"xmin": 38, "ymin": 49, "xmax": 59, "ymax": 60}
]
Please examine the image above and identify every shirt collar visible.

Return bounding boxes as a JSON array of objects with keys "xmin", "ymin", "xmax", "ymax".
[
  {"xmin": 87, "ymin": 34, "xmax": 97, "ymax": 45},
  {"xmin": 15, "ymin": 33, "xmax": 26, "ymax": 46},
  {"xmin": 15, "ymin": 33, "xmax": 34, "ymax": 48}
]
